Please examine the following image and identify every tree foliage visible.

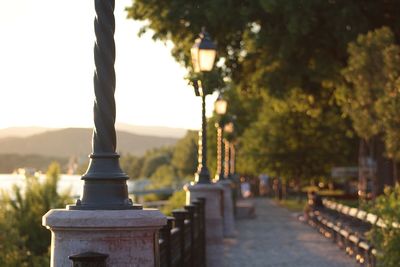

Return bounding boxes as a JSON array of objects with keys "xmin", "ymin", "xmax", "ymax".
[
  {"xmin": 120, "ymin": 154, "xmax": 144, "ymax": 179},
  {"xmin": 237, "ymin": 90, "xmax": 356, "ymax": 180},
  {"xmin": 140, "ymin": 149, "xmax": 173, "ymax": 178},
  {"xmin": 368, "ymin": 184, "xmax": 400, "ymax": 267},
  {"xmin": 121, "ymin": 131, "xmax": 199, "ymax": 182},
  {"xmin": 0, "ymin": 162, "xmax": 71, "ymax": 266},
  {"xmin": 338, "ymin": 27, "xmax": 400, "ymax": 161},
  {"xmin": 0, "ymin": 154, "xmax": 68, "ymax": 173},
  {"xmin": 127, "ymin": 1, "xmax": 400, "ymax": 94},
  {"xmin": 171, "ymin": 130, "xmax": 198, "ymax": 177}
]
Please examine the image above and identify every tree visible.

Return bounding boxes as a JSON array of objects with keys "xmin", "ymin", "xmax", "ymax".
[
  {"xmin": 337, "ymin": 27, "xmax": 395, "ymax": 142},
  {"xmin": 126, "ymin": 0, "xmax": 400, "ymax": 187},
  {"xmin": 337, "ymin": 27, "xmax": 400, "ymax": 193},
  {"xmin": 238, "ymin": 90, "xmax": 356, "ymax": 183},
  {"xmin": 127, "ymin": 1, "xmax": 400, "ymax": 97}
]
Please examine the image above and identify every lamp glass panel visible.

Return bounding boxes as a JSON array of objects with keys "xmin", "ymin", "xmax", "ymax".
[
  {"xmin": 215, "ymin": 99, "xmax": 227, "ymax": 115},
  {"xmin": 224, "ymin": 122, "xmax": 234, "ymax": 133},
  {"xmin": 198, "ymin": 49, "xmax": 216, "ymax": 71}
]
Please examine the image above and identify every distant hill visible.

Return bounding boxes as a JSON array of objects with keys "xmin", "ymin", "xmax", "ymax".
[
  {"xmin": 0, "ymin": 126, "xmax": 55, "ymax": 138},
  {"xmin": 0, "ymin": 124, "xmax": 187, "ymax": 139},
  {"xmin": 0, "ymin": 128, "xmax": 178, "ymax": 157},
  {"xmin": 0, "ymin": 154, "xmax": 68, "ymax": 173},
  {"xmin": 116, "ymin": 123, "xmax": 187, "ymax": 138}
]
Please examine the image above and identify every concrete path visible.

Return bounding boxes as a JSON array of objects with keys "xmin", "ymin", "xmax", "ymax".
[{"xmin": 223, "ymin": 198, "xmax": 358, "ymax": 267}]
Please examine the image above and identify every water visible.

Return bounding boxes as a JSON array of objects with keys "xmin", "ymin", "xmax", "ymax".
[
  {"xmin": 0, "ymin": 174, "xmax": 84, "ymax": 197},
  {"xmin": 0, "ymin": 174, "xmax": 139, "ymax": 198}
]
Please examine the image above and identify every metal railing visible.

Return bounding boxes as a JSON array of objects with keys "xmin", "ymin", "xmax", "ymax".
[{"xmin": 159, "ymin": 198, "xmax": 206, "ymax": 267}]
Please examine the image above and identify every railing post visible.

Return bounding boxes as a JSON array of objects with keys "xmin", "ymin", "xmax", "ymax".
[
  {"xmin": 191, "ymin": 201, "xmax": 201, "ymax": 265},
  {"xmin": 69, "ymin": 251, "xmax": 108, "ymax": 267},
  {"xmin": 172, "ymin": 209, "xmax": 188, "ymax": 267},
  {"xmin": 185, "ymin": 204, "xmax": 196, "ymax": 267},
  {"xmin": 197, "ymin": 198, "xmax": 206, "ymax": 266},
  {"xmin": 160, "ymin": 217, "xmax": 174, "ymax": 267}
]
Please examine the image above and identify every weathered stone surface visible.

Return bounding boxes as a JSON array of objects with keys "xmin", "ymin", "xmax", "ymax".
[
  {"xmin": 44, "ymin": 209, "xmax": 165, "ymax": 227},
  {"xmin": 43, "ymin": 209, "xmax": 166, "ymax": 267},
  {"xmin": 219, "ymin": 180, "xmax": 236, "ymax": 237},
  {"xmin": 185, "ymin": 183, "xmax": 224, "ymax": 267}
]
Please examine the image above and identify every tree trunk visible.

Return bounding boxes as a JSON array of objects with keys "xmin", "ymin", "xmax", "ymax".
[
  {"xmin": 358, "ymin": 138, "xmax": 375, "ymax": 199},
  {"xmin": 374, "ymin": 137, "xmax": 395, "ymax": 195}
]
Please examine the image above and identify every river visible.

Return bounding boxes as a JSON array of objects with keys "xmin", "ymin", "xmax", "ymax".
[
  {"xmin": 0, "ymin": 174, "xmax": 84, "ymax": 197},
  {"xmin": 0, "ymin": 174, "xmax": 167, "ymax": 201}
]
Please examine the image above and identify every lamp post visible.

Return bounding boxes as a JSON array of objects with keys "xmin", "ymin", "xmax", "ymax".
[
  {"xmin": 214, "ymin": 94, "xmax": 227, "ymax": 181},
  {"xmin": 223, "ymin": 121, "xmax": 237, "ymax": 221},
  {"xmin": 43, "ymin": 1, "xmax": 165, "ymax": 265},
  {"xmin": 68, "ymin": 0, "xmax": 139, "ymax": 210},
  {"xmin": 190, "ymin": 30, "xmax": 217, "ymax": 184},
  {"xmin": 223, "ymin": 122, "xmax": 234, "ymax": 179},
  {"xmin": 186, "ymin": 30, "xmax": 225, "ymax": 266},
  {"xmin": 219, "ymin": 119, "xmax": 236, "ymax": 237}
]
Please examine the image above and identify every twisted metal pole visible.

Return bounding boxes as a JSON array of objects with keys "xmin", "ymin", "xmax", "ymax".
[
  {"xmin": 92, "ymin": 0, "xmax": 117, "ymax": 154},
  {"xmin": 215, "ymin": 126, "xmax": 224, "ymax": 181},
  {"xmin": 229, "ymin": 142, "xmax": 235, "ymax": 176},
  {"xmin": 224, "ymin": 139, "xmax": 230, "ymax": 179},
  {"xmin": 69, "ymin": 0, "xmax": 139, "ymax": 210}
]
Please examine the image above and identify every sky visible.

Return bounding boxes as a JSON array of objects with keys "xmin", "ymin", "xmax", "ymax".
[{"xmin": 0, "ymin": 0, "xmax": 218, "ymax": 130}]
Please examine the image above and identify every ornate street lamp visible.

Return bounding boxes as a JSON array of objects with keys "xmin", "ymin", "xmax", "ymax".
[
  {"xmin": 191, "ymin": 30, "xmax": 217, "ymax": 184},
  {"xmin": 191, "ymin": 30, "xmax": 217, "ymax": 73},
  {"xmin": 68, "ymin": 0, "xmax": 139, "ymax": 210},
  {"xmin": 214, "ymin": 94, "xmax": 227, "ymax": 181}
]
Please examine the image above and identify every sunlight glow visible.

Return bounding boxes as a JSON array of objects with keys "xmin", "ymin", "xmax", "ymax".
[{"xmin": 0, "ymin": 0, "xmax": 217, "ymax": 130}]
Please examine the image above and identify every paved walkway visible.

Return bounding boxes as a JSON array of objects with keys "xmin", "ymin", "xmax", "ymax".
[{"xmin": 223, "ymin": 198, "xmax": 358, "ymax": 267}]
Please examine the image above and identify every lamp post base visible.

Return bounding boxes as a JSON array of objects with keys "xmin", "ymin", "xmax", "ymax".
[
  {"xmin": 68, "ymin": 153, "xmax": 140, "ymax": 210},
  {"xmin": 43, "ymin": 209, "xmax": 166, "ymax": 267},
  {"xmin": 218, "ymin": 179, "xmax": 236, "ymax": 237},
  {"xmin": 195, "ymin": 166, "xmax": 211, "ymax": 184}
]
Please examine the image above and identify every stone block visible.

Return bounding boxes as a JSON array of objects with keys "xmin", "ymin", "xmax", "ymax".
[
  {"xmin": 218, "ymin": 180, "xmax": 236, "ymax": 237},
  {"xmin": 43, "ymin": 209, "xmax": 166, "ymax": 267}
]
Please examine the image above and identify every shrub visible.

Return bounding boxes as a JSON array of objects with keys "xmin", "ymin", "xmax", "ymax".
[
  {"xmin": 368, "ymin": 184, "xmax": 400, "ymax": 267},
  {"xmin": 0, "ymin": 162, "xmax": 71, "ymax": 266},
  {"xmin": 161, "ymin": 190, "xmax": 186, "ymax": 216}
]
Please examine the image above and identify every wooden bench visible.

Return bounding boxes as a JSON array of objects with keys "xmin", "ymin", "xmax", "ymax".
[{"xmin": 305, "ymin": 199, "xmax": 385, "ymax": 266}]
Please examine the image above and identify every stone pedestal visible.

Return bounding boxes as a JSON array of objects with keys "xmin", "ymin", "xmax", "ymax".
[
  {"xmin": 218, "ymin": 180, "xmax": 236, "ymax": 237},
  {"xmin": 185, "ymin": 183, "xmax": 224, "ymax": 267},
  {"xmin": 43, "ymin": 209, "xmax": 166, "ymax": 267}
]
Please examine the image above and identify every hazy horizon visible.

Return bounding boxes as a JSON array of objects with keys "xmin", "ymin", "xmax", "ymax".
[
  {"xmin": 0, "ymin": 122, "xmax": 192, "ymax": 139},
  {"xmin": 0, "ymin": 123, "xmax": 192, "ymax": 131}
]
